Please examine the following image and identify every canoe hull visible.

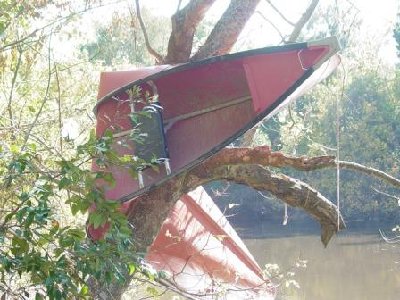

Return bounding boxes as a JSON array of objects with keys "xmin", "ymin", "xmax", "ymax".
[
  {"xmin": 94, "ymin": 38, "xmax": 340, "ymax": 201},
  {"xmin": 89, "ymin": 38, "xmax": 340, "ymax": 298}
]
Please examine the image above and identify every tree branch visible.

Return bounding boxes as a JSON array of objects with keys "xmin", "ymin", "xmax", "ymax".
[
  {"xmin": 191, "ymin": 0, "xmax": 261, "ymax": 61},
  {"xmin": 256, "ymin": 11, "xmax": 286, "ymax": 43},
  {"xmin": 127, "ymin": 146, "xmax": 345, "ymax": 252},
  {"xmin": 205, "ymin": 147, "xmax": 400, "ymax": 188},
  {"xmin": 164, "ymin": 0, "xmax": 217, "ymax": 64},
  {"xmin": 127, "ymin": 146, "xmax": 400, "ymax": 253},
  {"xmin": 287, "ymin": 0, "xmax": 319, "ymax": 43},
  {"xmin": 265, "ymin": 0, "xmax": 295, "ymax": 26},
  {"xmin": 337, "ymin": 161, "xmax": 400, "ymax": 188},
  {"xmin": 134, "ymin": 0, "xmax": 164, "ymax": 63}
]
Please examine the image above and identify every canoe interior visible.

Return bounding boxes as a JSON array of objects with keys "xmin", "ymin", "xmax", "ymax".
[{"xmin": 95, "ymin": 44, "xmax": 333, "ymax": 201}]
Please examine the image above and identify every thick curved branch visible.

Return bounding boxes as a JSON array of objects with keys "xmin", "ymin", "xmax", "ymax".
[
  {"xmin": 127, "ymin": 146, "xmax": 400, "ymax": 253},
  {"xmin": 211, "ymin": 147, "xmax": 400, "ymax": 188},
  {"xmin": 127, "ymin": 146, "xmax": 345, "ymax": 252},
  {"xmin": 164, "ymin": 0, "xmax": 217, "ymax": 64},
  {"xmin": 135, "ymin": 0, "xmax": 163, "ymax": 63},
  {"xmin": 191, "ymin": 0, "xmax": 261, "ymax": 61},
  {"xmin": 205, "ymin": 164, "xmax": 345, "ymax": 247}
]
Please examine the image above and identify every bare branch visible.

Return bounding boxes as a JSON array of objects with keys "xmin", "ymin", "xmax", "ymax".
[
  {"xmin": 256, "ymin": 11, "xmax": 286, "ymax": 43},
  {"xmin": 206, "ymin": 147, "xmax": 400, "ymax": 188},
  {"xmin": 22, "ymin": 29, "xmax": 54, "ymax": 150},
  {"xmin": 164, "ymin": 0, "xmax": 217, "ymax": 64},
  {"xmin": 265, "ymin": 0, "xmax": 295, "ymax": 26},
  {"xmin": 7, "ymin": 47, "xmax": 22, "ymax": 128},
  {"xmin": 191, "ymin": 0, "xmax": 261, "ymax": 61},
  {"xmin": 338, "ymin": 161, "xmax": 400, "ymax": 188},
  {"xmin": 208, "ymin": 164, "xmax": 345, "ymax": 247},
  {"xmin": 372, "ymin": 187, "xmax": 400, "ymax": 203},
  {"xmin": 126, "ymin": 145, "xmax": 400, "ymax": 252},
  {"xmin": 287, "ymin": 0, "xmax": 319, "ymax": 43},
  {"xmin": 54, "ymin": 63, "xmax": 63, "ymax": 153},
  {"xmin": 134, "ymin": 0, "xmax": 164, "ymax": 63}
]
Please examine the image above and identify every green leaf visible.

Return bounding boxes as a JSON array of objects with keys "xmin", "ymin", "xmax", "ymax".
[
  {"xmin": 71, "ymin": 203, "xmax": 80, "ymax": 216},
  {"xmin": 128, "ymin": 263, "xmax": 136, "ymax": 275},
  {"xmin": 105, "ymin": 271, "xmax": 112, "ymax": 283},
  {"xmin": 11, "ymin": 236, "xmax": 29, "ymax": 256},
  {"xmin": 67, "ymin": 228, "xmax": 85, "ymax": 240},
  {"xmin": 89, "ymin": 213, "xmax": 106, "ymax": 229},
  {"xmin": 58, "ymin": 177, "xmax": 71, "ymax": 189},
  {"xmin": 79, "ymin": 285, "xmax": 89, "ymax": 296},
  {"xmin": 35, "ymin": 293, "xmax": 45, "ymax": 300}
]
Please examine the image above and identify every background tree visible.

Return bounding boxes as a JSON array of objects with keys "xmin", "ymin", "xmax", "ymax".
[{"xmin": 0, "ymin": 0, "xmax": 399, "ymax": 299}]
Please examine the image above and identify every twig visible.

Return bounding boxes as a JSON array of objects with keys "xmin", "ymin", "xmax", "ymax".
[
  {"xmin": 54, "ymin": 63, "xmax": 63, "ymax": 153},
  {"xmin": 21, "ymin": 28, "xmax": 54, "ymax": 150},
  {"xmin": 134, "ymin": 0, "xmax": 163, "ymax": 63},
  {"xmin": 7, "ymin": 46, "xmax": 23, "ymax": 128},
  {"xmin": 0, "ymin": 0, "xmax": 127, "ymax": 52},
  {"xmin": 338, "ymin": 161, "xmax": 400, "ymax": 189},
  {"xmin": 256, "ymin": 11, "xmax": 286, "ymax": 43},
  {"xmin": 265, "ymin": 0, "xmax": 295, "ymax": 26},
  {"xmin": 372, "ymin": 187, "xmax": 400, "ymax": 202}
]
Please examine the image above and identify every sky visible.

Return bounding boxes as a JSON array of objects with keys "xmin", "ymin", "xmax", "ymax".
[
  {"xmin": 140, "ymin": 0, "xmax": 399, "ymax": 63},
  {"xmin": 50, "ymin": 0, "xmax": 399, "ymax": 65}
]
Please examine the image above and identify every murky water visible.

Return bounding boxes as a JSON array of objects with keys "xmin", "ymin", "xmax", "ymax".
[{"xmin": 244, "ymin": 232, "xmax": 400, "ymax": 300}]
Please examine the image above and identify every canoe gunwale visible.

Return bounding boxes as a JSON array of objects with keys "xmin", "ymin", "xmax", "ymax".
[
  {"xmin": 93, "ymin": 42, "xmax": 310, "ymax": 114},
  {"xmin": 93, "ymin": 37, "xmax": 340, "ymax": 203}
]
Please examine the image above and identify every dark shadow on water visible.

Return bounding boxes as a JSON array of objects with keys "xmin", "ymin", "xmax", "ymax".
[{"xmin": 233, "ymin": 216, "xmax": 397, "ymax": 240}]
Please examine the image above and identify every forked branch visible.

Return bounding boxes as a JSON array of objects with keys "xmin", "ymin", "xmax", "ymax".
[
  {"xmin": 164, "ymin": 0, "xmax": 217, "ymax": 63},
  {"xmin": 127, "ymin": 146, "xmax": 400, "ymax": 252}
]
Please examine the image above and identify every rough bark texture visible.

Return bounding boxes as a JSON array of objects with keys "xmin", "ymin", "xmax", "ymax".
[
  {"xmin": 191, "ymin": 0, "xmax": 261, "ymax": 61},
  {"xmin": 127, "ymin": 146, "xmax": 400, "ymax": 254},
  {"xmin": 164, "ymin": 0, "xmax": 217, "ymax": 63},
  {"xmin": 128, "ymin": 146, "xmax": 346, "ymax": 253}
]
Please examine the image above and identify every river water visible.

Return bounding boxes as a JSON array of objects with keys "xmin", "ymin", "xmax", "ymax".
[{"xmin": 244, "ymin": 229, "xmax": 400, "ymax": 300}]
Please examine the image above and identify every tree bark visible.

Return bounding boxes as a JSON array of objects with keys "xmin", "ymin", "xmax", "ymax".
[
  {"xmin": 164, "ymin": 0, "xmax": 217, "ymax": 64},
  {"xmin": 191, "ymin": 0, "xmax": 261, "ymax": 61},
  {"xmin": 127, "ymin": 146, "xmax": 346, "ymax": 253},
  {"xmin": 127, "ymin": 146, "xmax": 400, "ymax": 253}
]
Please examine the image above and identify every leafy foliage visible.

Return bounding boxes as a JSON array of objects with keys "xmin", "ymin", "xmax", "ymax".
[
  {"xmin": 0, "ymin": 132, "xmax": 144, "ymax": 299},
  {"xmin": 394, "ymin": 16, "xmax": 400, "ymax": 58}
]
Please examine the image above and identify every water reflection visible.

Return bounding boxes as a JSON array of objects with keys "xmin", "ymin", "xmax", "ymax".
[{"xmin": 244, "ymin": 232, "xmax": 400, "ymax": 300}]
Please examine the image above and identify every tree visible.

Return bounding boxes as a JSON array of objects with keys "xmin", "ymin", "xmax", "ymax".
[
  {"xmin": 1, "ymin": 1, "xmax": 399, "ymax": 299},
  {"xmin": 394, "ymin": 16, "xmax": 400, "ymax": 57},
  {"xmin": 89, "ymin": 0, "xmax": 399, "ymax": 298}
]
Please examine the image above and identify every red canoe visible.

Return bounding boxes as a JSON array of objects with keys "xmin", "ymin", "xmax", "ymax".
[{"xmin": 89, "ymin": 37, "xmax": 340, "ymax": 298}]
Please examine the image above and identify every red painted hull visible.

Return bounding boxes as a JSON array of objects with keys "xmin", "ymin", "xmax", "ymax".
[{"xmin": 89, "ymin": 38, "xmax": 340, "ymax": 298}]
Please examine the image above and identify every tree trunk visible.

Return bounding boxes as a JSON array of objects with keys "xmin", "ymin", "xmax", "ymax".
[{"xmin": 191, "ymin": 0, "xmax": 261, "ymax": 61}]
